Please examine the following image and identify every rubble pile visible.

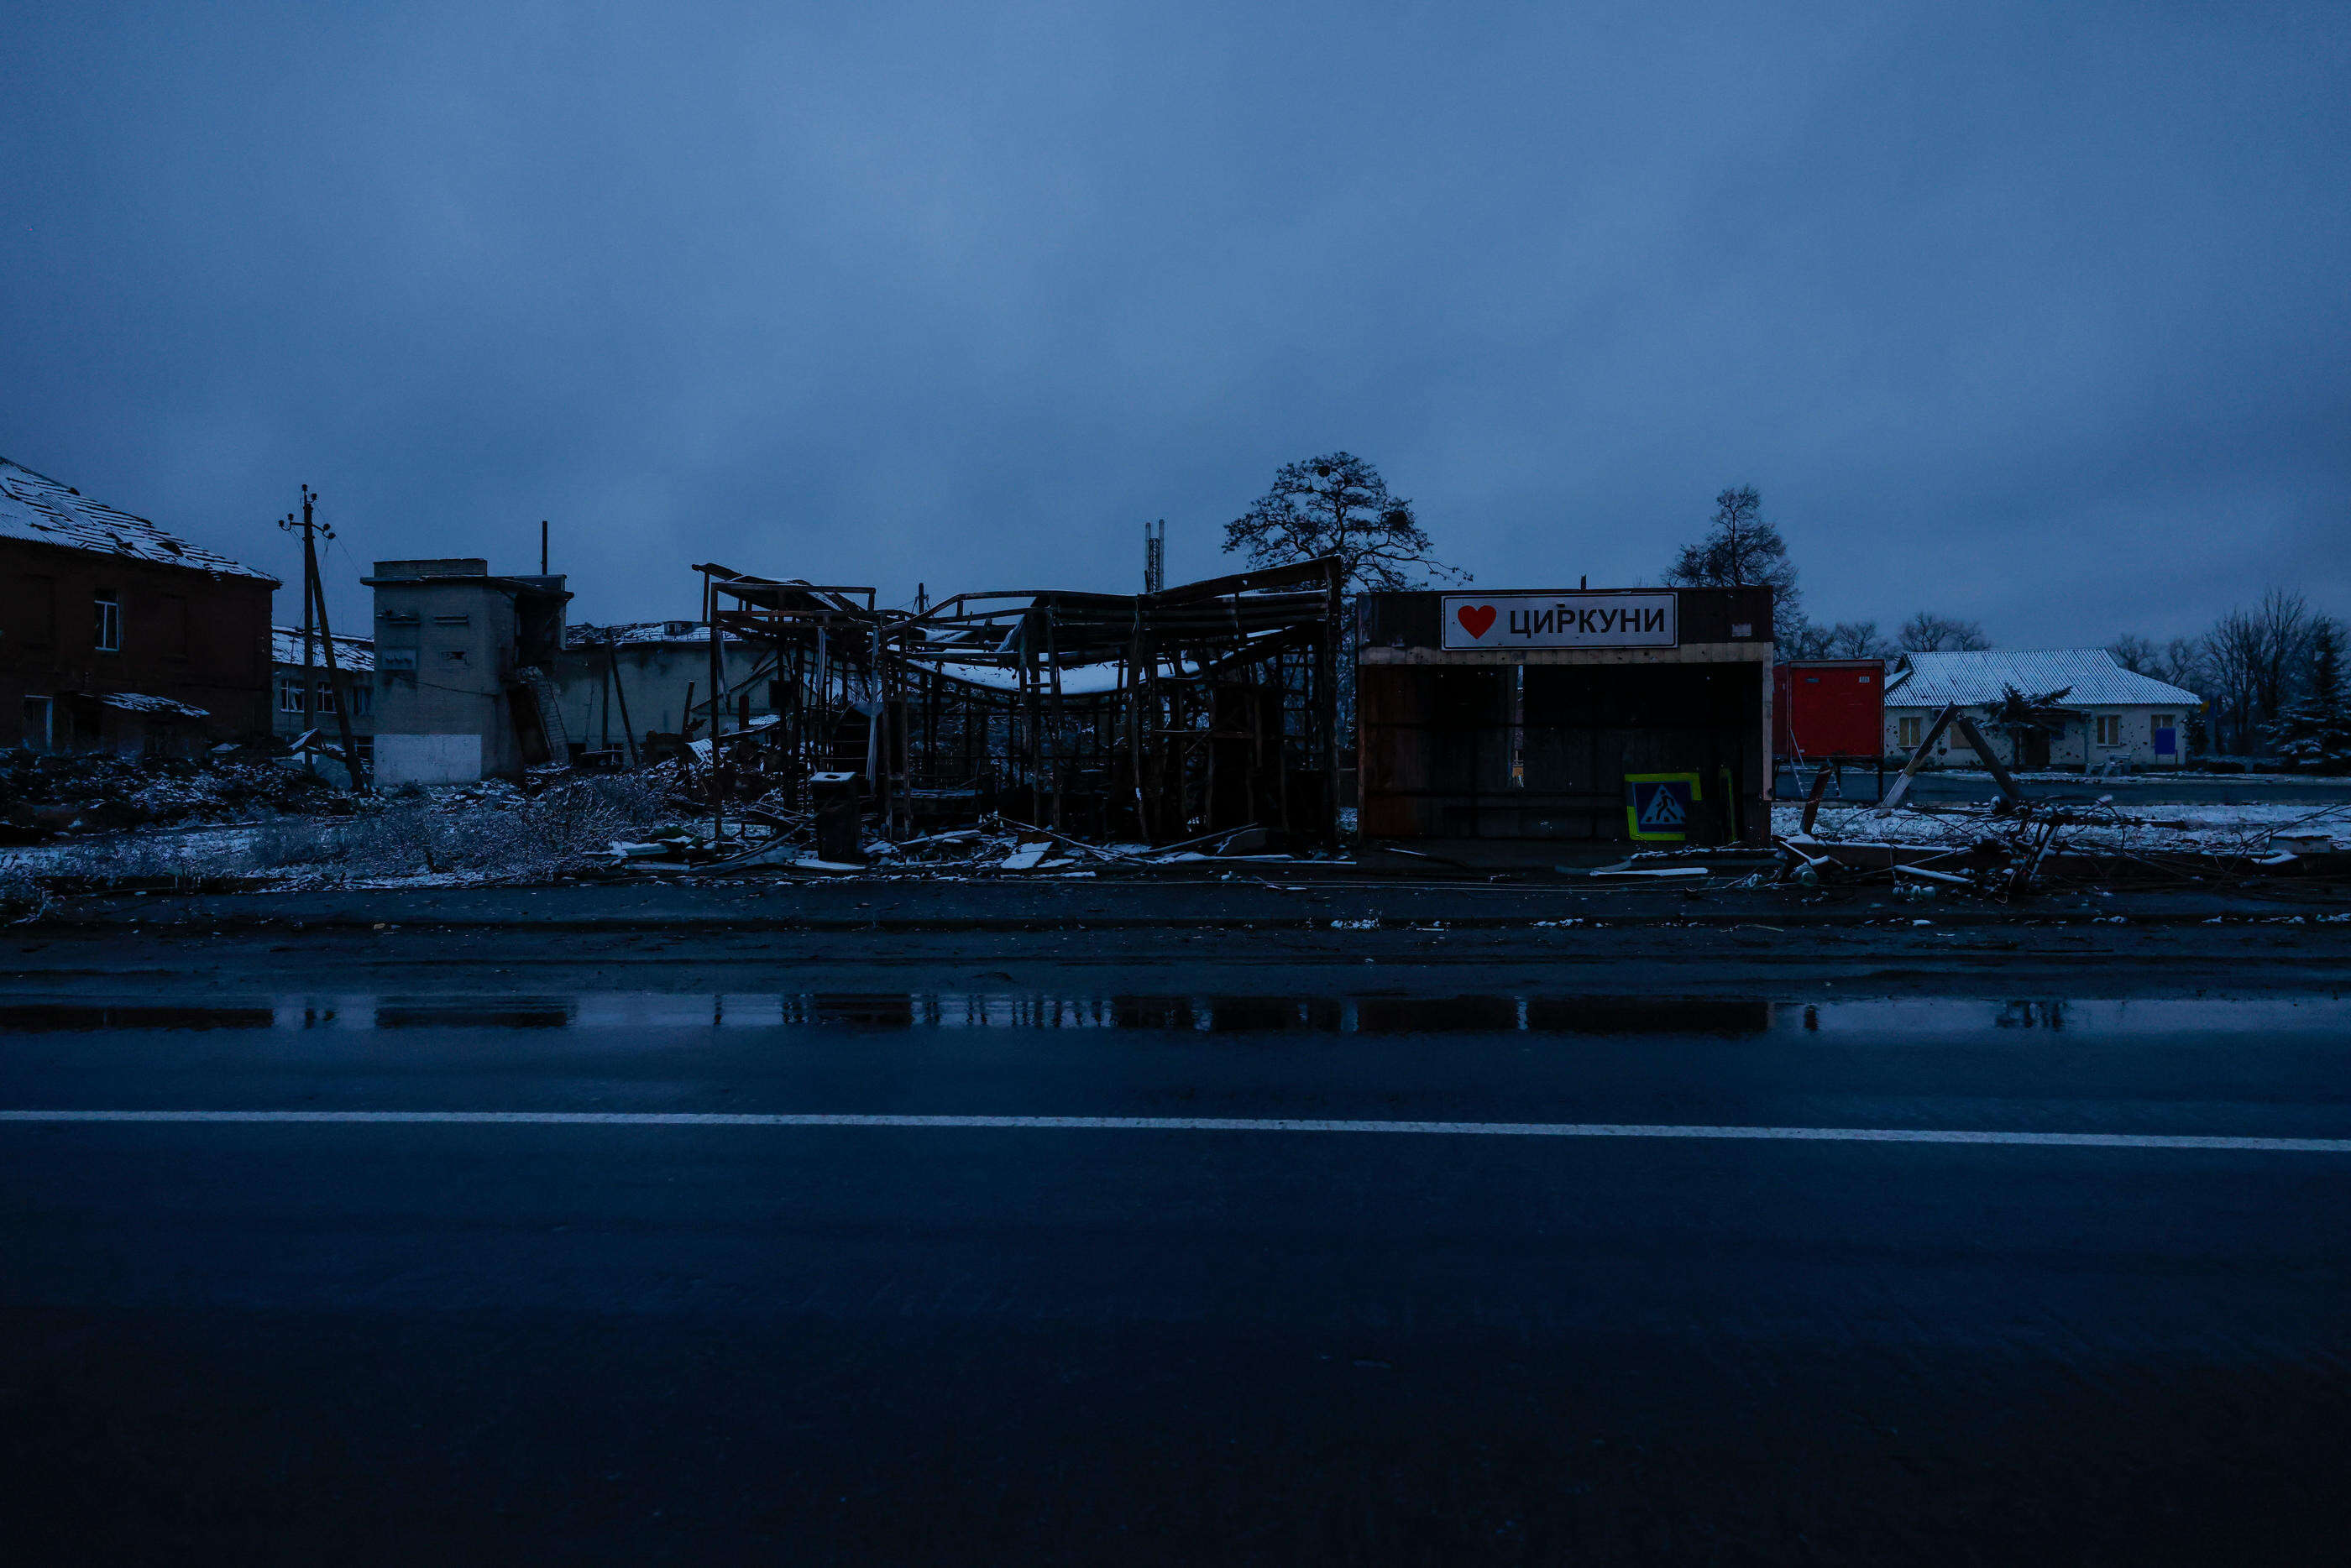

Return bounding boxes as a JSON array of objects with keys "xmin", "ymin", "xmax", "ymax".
[
  {"xmin": 600, "ymin": 812, "xmax": 1301, "ymax": 878},
  {"xmin": 1777, "ymin": 797, "xmax": 2350, "ymax": 896},
  {"xmin": 254, "ymin": 773, "xmax": 673, "ymax": 882},
  {"xmin": 0, "ymin": 751, "xmax": 338, "ymax": 840}
]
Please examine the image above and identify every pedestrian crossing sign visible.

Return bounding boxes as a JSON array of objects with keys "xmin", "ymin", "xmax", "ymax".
[{"xmin": 1625, "ymin": 772, "xmax": 1702, "ymax": 842}]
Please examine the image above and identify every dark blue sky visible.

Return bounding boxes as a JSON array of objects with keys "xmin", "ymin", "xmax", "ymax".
[{"xmin": 4, "ymin": 2, "xmax": 2345, "ymax": 642}]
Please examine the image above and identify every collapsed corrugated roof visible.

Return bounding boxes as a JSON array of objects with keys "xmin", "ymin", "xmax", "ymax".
[
  {"xmin": 1885, "ymin": 650, "xmax": 2202, "ymax": 708},
  {"xmin": 0, "ymin": 457, "xmax": 278, "ymax": 583},
  {"xmin": 97, "ymin": 692, "xmax": 211, "ymax": 719},
  {"xmin": 564, "ymin": 620, "xmax": 749, "ymax": 650}
]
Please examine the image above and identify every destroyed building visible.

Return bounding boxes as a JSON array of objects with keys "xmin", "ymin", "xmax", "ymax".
[
  {"xmin": 551, "ymin": 620, "xmax": 770, "ymax": 765},
  {"xmin": 2, "ymin": 455, "xmax": 277, "ymax": 756},
  {"xmin": 695, "ymin": 559, "xmax": 1344, "ymax": 847}
]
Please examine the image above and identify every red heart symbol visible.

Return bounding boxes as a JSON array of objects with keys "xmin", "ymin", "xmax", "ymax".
[{"xmin": 1457, "ymin": 604, "xmax": 1497, "ymax": 640}]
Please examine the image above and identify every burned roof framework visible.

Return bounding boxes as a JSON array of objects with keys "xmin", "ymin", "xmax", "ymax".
[{"xmin": 691, "ymin": 557, "xmax": 1344, "ymax": 847}]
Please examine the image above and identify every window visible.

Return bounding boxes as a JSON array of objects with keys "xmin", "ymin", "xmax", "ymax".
[
  {"xmin": 281, "ymin": 676, "xmax": 371, "ymax": 716},
  {"xmin": 1898, "ymin": 715, "xmax": 1923, "ymax": 748},
  {"xmin": 93, "ymin": 592, "xmax": 121, "ymax": 653},
  {"xmin": 2095, "ymin": 713, "xmax": 2123, "ymax": 746},
  {"xmin": 21, "ymin": 697, "xmax": 54, "ymax": 752},
  {"xmin": 2151, "ymin": 713, "xmax": 2172, "ymax": 739}
]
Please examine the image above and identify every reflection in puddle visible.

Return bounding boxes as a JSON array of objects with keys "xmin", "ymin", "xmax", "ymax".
[
  {"xmin": 374, "ymin": 1003, "xmax": 575, "ymax": 1031},
  {"xmin": 0, "ymin": 1005, "xmax": 278, "ymax": 1033},
  {"xmin": 0, "ymin": 996, "xmax": 2343, "ymax": 1037}
]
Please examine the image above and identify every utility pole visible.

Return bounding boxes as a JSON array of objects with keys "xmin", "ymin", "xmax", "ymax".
[
  {"xmin": 1144, "ymin": 519, "xmax": 1165, "ymax": 594},
  {"xmin": 706, "ymin": 568, "xmax": 724, "ymax": 844},
  {"xmin": 278, "ymin": 486, "xmax": 368, "ymax": 794},
  {"xmin": 540, "ymin": 519, "xmax": 549, "ymax": 576}
]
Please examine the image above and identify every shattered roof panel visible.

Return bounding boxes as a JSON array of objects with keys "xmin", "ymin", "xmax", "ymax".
[
  {"xmin": 0, "ymin": 457, "xmax": 278, "ymax": 583},
  {"xmin": 564, "ymin": 620, "xmax": 747, "ymax": 649},
  {"xmin": 98, "ymin": 692, "xmax": 211, "ymax": 719},
  {"xmin": 1884, "ymin": 650, "xmax": 2202, "ymax": 708},
  {"xmin": 271, "ymin": 627, "xmax": 375, "ymax": 671}
]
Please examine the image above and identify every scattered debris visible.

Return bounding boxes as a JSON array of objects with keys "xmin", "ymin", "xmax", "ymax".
[{"xmin": 1773, "ymin": 794, "xmax": 2350, "ymax": 896}]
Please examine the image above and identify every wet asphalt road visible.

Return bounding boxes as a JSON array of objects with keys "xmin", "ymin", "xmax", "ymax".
[{"xmin": 4, "ymin": 934, "xmax": 2350, "ymax": 1565}]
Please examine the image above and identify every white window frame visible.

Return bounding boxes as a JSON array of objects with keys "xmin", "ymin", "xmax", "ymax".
[
  {"xmin": 1898, "ymin": 715, "xmax": 1923, "ymax": 749},
  {"xmin": 93, "ymin": 592, "xmax": 122, "ymax": 653},
  {"xmin": 2094, "ymin": 713, "xmax": 2123, "ymax": 747}
]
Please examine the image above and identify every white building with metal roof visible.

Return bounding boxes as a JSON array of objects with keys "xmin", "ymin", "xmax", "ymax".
[{"xmin": 1884, "ymin": 650, "xmax": 2204, "ymax": 770}]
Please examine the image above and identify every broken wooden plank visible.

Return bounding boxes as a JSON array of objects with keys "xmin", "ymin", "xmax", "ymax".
[
  {"xmin": 1800, "ymin": 763, "xmax": 1835, "ymax": 835},
  {"xmin": 1947, "ymin": 713, "xmax": 2024, "ymax": 806},
  {"xmin": 1878, "ymin": 704, "xmax": 1961, "ymax": 812}
]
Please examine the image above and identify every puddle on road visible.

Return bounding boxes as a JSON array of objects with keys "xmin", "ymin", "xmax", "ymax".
[{"xmin": 1, "ymin": 996, "xmax": 2344, "ymax": 1037}]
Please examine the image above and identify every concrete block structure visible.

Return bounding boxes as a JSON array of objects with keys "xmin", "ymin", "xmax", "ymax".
[
  {"xmin": 552, "ymin": 621, "xmax": 768, "ymax": 760},
  {"xmin": 364, "ymin": 559, "xmax": 569, "ymax": 784}
]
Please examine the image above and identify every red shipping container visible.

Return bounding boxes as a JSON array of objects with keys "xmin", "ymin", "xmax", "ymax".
[{"xmin": 1774, "ymin": 660, "xmax": 1885, "ymax": 760}]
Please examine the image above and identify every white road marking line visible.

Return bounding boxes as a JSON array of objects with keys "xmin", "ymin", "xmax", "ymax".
[{"xmin": 0, "ymin": 1110, "xmax": 2347, "ymax": 1152}]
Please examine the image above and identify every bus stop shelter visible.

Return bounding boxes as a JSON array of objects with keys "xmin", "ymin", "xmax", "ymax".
[{"xmin": 1356, "ymin": 587, "xmax": 1774, "ymax": 858}]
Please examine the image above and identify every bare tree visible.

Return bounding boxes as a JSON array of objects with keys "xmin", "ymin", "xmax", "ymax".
[
  {"xmin": 2108, "ymin": 634, "xmax": 2160, "ymax": 674},
  {"xmin": 1663, "ymin": 484, "xmax": 1803, "ymax": 641},
  {"xmin": 2205, "ymin": 609, "xmax": 2265, "ymax": 755},
  {"xmin": 1222, "ymin": 452, "xmax": 1466, "ymax": 594},
  {"xmin": 2157, "ymin": 635, "xmax": 2207, "ymax": 693},
  {"xmin": 1826, "ymin": 619, "xmax": 1892, "ymax": 659},
  {"xmin": 2203, "ymin": 588, "xmax": 2314, "ymax": 755},
  {"xmin": 1783, "ymin": 621, "xmax": 1835, "ymax": 659},
  {"xmin": 1783, "ymin": 618, "xmax": 1893, "ymax": 660},
  {"xmin": 1898, "ymin": 612, "xmax": 1992, "ymax": 652}
]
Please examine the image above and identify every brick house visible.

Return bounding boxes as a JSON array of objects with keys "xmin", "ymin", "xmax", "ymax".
[{"xmin": 2, "ymin": 457, "xmax": 278, "ymax": 755}]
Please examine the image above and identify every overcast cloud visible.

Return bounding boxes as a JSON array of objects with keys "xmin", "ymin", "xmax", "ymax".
[{"xmin": 3, "ymin": 1, "xmax": 2346, "ymax": 643}]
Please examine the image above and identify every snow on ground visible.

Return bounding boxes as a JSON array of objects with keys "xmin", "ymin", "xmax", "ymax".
[
  {"xmin": 1781, "ymin": 799, "xmax": 2351, "ymax": 852},
  {"xmin": 1929, "ymin": 767, "xmax": 2351, "ymax": 789}
]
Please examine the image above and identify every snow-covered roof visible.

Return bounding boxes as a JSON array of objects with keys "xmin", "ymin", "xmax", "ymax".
[
  {"xmin": 921, "ymin": 660, "xmax": 1131, "ymax": 696},
  {"xmin": 0, "ymin": 457, "xmax": 277, "ymax": 582},
  {"xmin": 97, "ymin": 692, "xmax": 209, "ymax": 719},
  {"xmin": 1884, "ymin": 650, "xmax": 2202, "ymax": 709},
  {"xmin": 271, "ymin": 626, "xmax": 375, "ymax": 672},
  {"xmin": 565, "ymin": 620, "xmax": 746, "ymax": 649}
]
